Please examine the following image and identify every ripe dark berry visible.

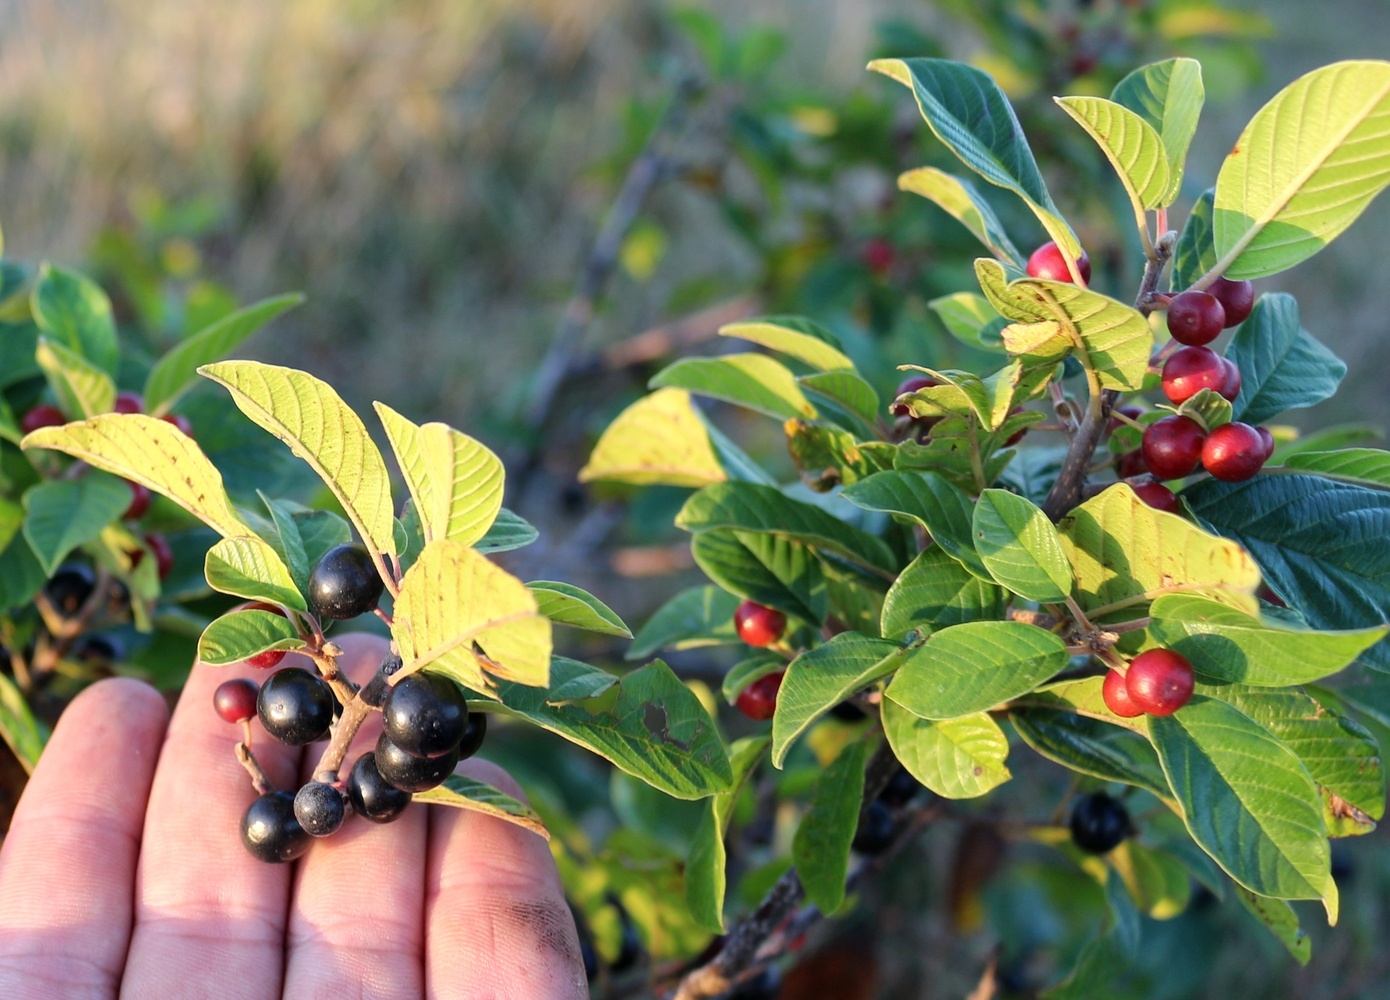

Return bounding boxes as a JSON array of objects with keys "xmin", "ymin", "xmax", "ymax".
[
  {"xmin": 1218, "ymin": 357, "xmax": 1242, "ymax": 402},
  {"xmin": 1069, "ymin": 792, "xmax": 1132, "ymax": 854},
  {"xmin": 257, "ymin": 667, "xmax": 334, "ymax": 745},
  {"xmin": 1102, "ymin": 669, "xmax": 1144, "ymax": 718},
  {"xmin": 1141, "ymin": 415, "xmax": 1206, "ymax": 480},
  {"xmin": 1125, "ymin": 648, "xmax": 1195, "ymax": 716},
  {"xmin": 733, "ymin": 601, "xmax": 786, "ymax": 647},
  {"xmin": 113, "ymin": 391, "xmax": 144, "ymax": 414},
  {"xmin": 456, "ymin": 711, "xmax": 488, "ymax": 761},
  {"xmin": 1210, "ymin": 277, "xmax": 1255, "ymax": 327},
  {"xmin": 308, "ymin": 543, "xmax": 384, "ymax": 620},
  {"xmin": 347, "ymin": 751, "xmax": 413, "ymax": 823},
  {"xmin": 44, "ymin": 562, "xmax": 96, "ymax": 616},
  {"xmin": 889, "ymin": 374, "xmax": 938, "ymax": 416},
  {"xmin": 1162, "ymin": 345, "xmax": 1226, "ymax": 404},
  {"xmin": 145, "ymin": 533, "xmax": 174, "ymax": 580},
  {"xmin": 852, "ymin": 799, "xmax": 897, "ymax": 855},
  {"xmin": 1201, "ymin": 421, "xmax": 1267, "ymax": 482},
  {"xmin": 240, "ymin": 790, "xmax": 311, "ymax": 863},
  {"xmin": 735, "ymin": 671, "xmax": 783, "ymax": 722},
  {"xmin": 20, "ymin": 404, "xmax": 66, "ymax": 435},
  {"xmin": 878, "ymin": 765, "xmax": 922, "ymax": 808},
  {"xmin": 294, "ymin": 781, "xmax": 347, "ymax": 837},
  {"xmin": 1026, "ymin": 241, "xmax": 1091, "ymax": 284},
  {"xmin": 213, "ymin": 678, "xmax": 260, "ymax": 723},
  {"xmin": 161, "ymin": 413, "xmax": 194, "ymax": 437},
  {"xmin": 1166, "ymin": 291, "xmax": 1225, "ymax": 346},
  {"xmin": 383, "ymin": 672, "xmax": 470, "ymax": 759},
  {"xmin": 75, "ymin": 633, "xmax": 124, "ymax": 664},
  {"xmin": 374, "ymin": 732, "xmax": 460, "ymax": 793},
  {"xmin": 123, "ymin": 481, "xmax": 151, "ymax": 520},
  {"xmin": 1132, "ymin": 480, "xmax": 1180, "ymax": 514}
]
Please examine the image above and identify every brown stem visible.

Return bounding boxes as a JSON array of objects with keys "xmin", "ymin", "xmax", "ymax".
[
  {"xmin": 311, "ymin": 648, "xmax": 400, "ymax": 783},
  {"xmin": 236, "ymin": 742, "xmax": 274, "ymax": 795}
]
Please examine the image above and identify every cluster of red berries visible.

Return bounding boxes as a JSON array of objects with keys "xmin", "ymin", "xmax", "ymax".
[
  {"xmin": 1101, "ymin": 648, "xmax": 1195, "ymax": 718},
  {"xmin": 211, "ymin": 543, "xmax": 487, "ymax": 862},
  {"xmin": 733, "ymin": 600, "xmax": 786, "ymax": 721},
  {"xmin": 21, "ymin": 392, "xmax": 191, "ymax": 580}
]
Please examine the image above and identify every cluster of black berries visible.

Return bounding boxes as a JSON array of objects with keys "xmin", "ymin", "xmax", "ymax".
[{"xmin": 211, "ymin": 543, "xmax": 488, "ymax": 862}]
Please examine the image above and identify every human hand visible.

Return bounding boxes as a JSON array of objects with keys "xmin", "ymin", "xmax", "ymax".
[{"xmin": 0, "ymin": 634, "xmax": 588, "ymax": 999}]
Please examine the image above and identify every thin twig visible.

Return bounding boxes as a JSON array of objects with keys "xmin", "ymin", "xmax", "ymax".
[
  {"xmin": 236, "ymin": 742, "xmax": 274, "ymax": 795},
  {"xmin": 311, "ymin": 648, "xmax": 398, "ymax": 783}
]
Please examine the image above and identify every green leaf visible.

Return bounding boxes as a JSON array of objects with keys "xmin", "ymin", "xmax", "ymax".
[
  {"xmin": 882, "ymin": 699, "xmax": 1009, "ymax": 798},
  {"xmin": 928, "ymin": 291, "xmax": 1007, "ymax": 353},
  {"xmin": 677, "ymin": 482, "xmax": 896, "ymax": 575},
  {"xmin": 1111, "ymin": 57, "xmax": 1205, "ymax": 205},
  {"xmin": 841, "ymin": 470, "xmax": 988, "ymax": 580},
  {"xmin": 0, "ymin": 498, "xmax": 21, "ymax": 557},
  {"xmin": 1148, "ymin": 594, "xmax": 1385, "ymax": 686},
  {"xmin": 22, "ymin": 414, "xmax": 250, "ymax": 539},
  {"xmin": 413, "ymin": 773, "xmax": 549, "ymax": 839},
  {"xmin": 491, "ymin": 659, "xmax": 732, "ymax": 799},
  {"xmin": 1183, "ymin": 474, "xmax": 1390, "ymax": 667},
  {"xmin": 1149, "ymin": 696, "xmax": 1333, "ymax": 906},
  {"xmin": 1170, "ymin": 386, "xmax": 1232, "ymax": 431},
  {"xmin": 869, "ymin": 58, "xmax": 1080, "ymax": 264},
  {"xmin": 196, "ymin": 609, "xmax": 305, "ymax": 666},
  {"xmin": 1111, "ymin": 840, "xmax": 1193, "ymax": 920},
  {"xmin": 898, "ymin": 167, "xmax": 1025, "ymax": 267},
  {"xmin": 30, "ymin": 263, "xmax": 118, "ymax": 374},
  {"xmin": 204, "ymin": 536, "xmax": 307, "ymax": 612},
  {"xmin": 718, "ymin": 316, "xmax": 854, "ymax": 371},
  {"xmin": 1212, "ymin": 61, "xmax": 1390, "ymax": 280},
  {"xmin": 528, "ymin": 581, "xmax": 632, "ymax": 638},
  {"xmin": 784, "ymin": 420, "xmax": 892, "ymax": 492},
  {"xmin": 199, "ymin": 361, "xmax": 396, "ymax": 563},
  {"xmin": 1018, "ymin": 677, "xmax": 1147, "ymax": 737},
  {"xmin": 650, "ymin": 354, "xmax": 817, "ymax": 421},
  {"xmin": 1283, "ymin": 448, "xmax": 1390, "ymax": 488},
  {"xmin": 690, "ymin": 530, "xmax": 827, "ymax": 625},
  {"xmin": 542, "ymin": 657, "xmax": 619, "ymax": 705},
  {"xmin": 1225, "ymin": 295, "xmax": 1345, "ymax": 425},
  {"xmin": 686, "ymin": 736, "xmax": 769, "ymax": 932},
  {"xmin": 21, "ymin": 474, "xmax": 130, "ymax": 575},
  {"xmin": 792, "ymin": 737, "xmax": 869, "ymax": 913},
  {"xmin": 1011, "ymin": 709, "xmax": 1169, "ymax": 798},
  {"xmin": 627, "ymin": 586, "xmax": 740, "ymax": 660},
  {"xmin": 0, "ymin": 533, "xmax": 47, "ymax": 612},
  {"xmin": 476, "ymin": 508, "xmax": 539, "ymax": 554},
  {"xmin": 721, "ymin": 653, "xmax": 785, "ymax": 704},
  {"xmin": 1172, "ymin": 189, "xmax": 1217, "ymax": 290},
  {"xmin": 880, "ymin": 547, "xmax": 1007, "ymax": 642},
  {"xmin": 771, "ymin": 634, "xmax": 900, "ymax": 766},
  {"xmin": 0, "ymin": 672, "xmax": 46, "ymax": 774},
  {"xmin": 144, "ymin": 294, "xmax": 304, "ymax": 414},
  {"xmin": 886, "ymin": 621, "xmax": 1069, "ymax": 720},
  {"xmin": 974, "ymin": 259, "xmax": 1152, "ymax": 391},
  {"xmin": 1043, "ymin": 870, "xmax": 1140, "ymax": 1000},
  {"xmin": 1059, "ymin": 483, "xmax": 1261, "ymax": 620},
  {"xmin": 36, "ymin": 338, "xmax": 115, "ymax": 418},
  {"xmin": 259, "ymin": 493, "xmax": 313, "ymax": 596},
  {"xmin": 579, "ymin": 388, "xmax": 727, "ymax": 488},
  {"xmin": 374, "ymin": 403, "xmax": 503, "ymax": 547},
  {"xmin": 972, "ymin": 488, "xmax": 1074, "ymax": 602},
  {"xmin": 797, "ymin": 372, "xmax": 881, "ymax": 429},
  {"xmin": 1236, "ymin": 887, "xmax": 1310, "ymax": 965},
  {"xmin": 1055, "ymin": 96, "xmax": 1171, "ymax": 212}
]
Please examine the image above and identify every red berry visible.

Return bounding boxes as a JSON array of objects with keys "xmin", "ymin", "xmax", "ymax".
[
  {"xmin": 862, "ymin": 238, "xmax": 895, "ymax": 276},
  {"xmin": 162, "ymin": 413, "xmax": 194, "ymax": 437},
  {"xmin": 1210, "ymin": 277, "xmax": 1255, "ymax": 327},
  {"xmin": 1103, "ymin": 669, "xmax": 1144, "ymax": 717},
  {"xmin": 1003, "ymin": 406, "xmax": 1028, "ymax": 447},
  {"xmin": 735, "ymin": 671, "xmax": 784, "ymax": 721},
  {"xmin": 1141, "ymin": 415, "xmax": 1206, "ymax": 480},
  {"xmin": 1201, "ymin": 421, "xmax": 1267, "ymax": 482},
  {"xmin": 20, "ymin": 404, "xmax": 66, "ymax": 435},
  {"xmin": 734, "ymin": 600, "xmax": 786, "ymax": 647},
  {"xmin": 1162, "ymin": 346, "xmax": 1226, "ymax": 404},
  {"xmin": 1256, "ymin": 426, "xmax": 1275, "ymax": 461},
  {"xmin": 114, "ymin": 392, "xmax": 144, "ymax": 414},
  {"xmin": 1026, "ymin": 241, "xmax": 1091, "ymax": 284},
  {"xmin": 1116, "ymin": 449, "xmax": 1148, "ymax": 479},
  {"xmin": 1125, "ymin": 648, "xmax": 1194, "ymax": 716},
  {"xmin": 214, "ymin": 678, "xmax": 260, "ymax": 723},
  {"xmin": 1132, "ymin": 480, "xmax": 1180, "ymax": 514},
  {"xmin": 1166, "ymin": 291, "xmax": 1225, "ymax": 346},
  {"xmin": 247, "ymin": 648, "xmax": 287, "ymax": 670},
  {"xmin": 145, "ymin": 533, "xmax": 174, "ymax": 580},
  {"xmin": 123, "ymin": 481, "xmax": 151, "ymax": 520},
  {"xmin": 1217, "ymin": 357, "xmax": 1242, "ymax": 402},
  {"xmin": 889, "ymin": 375, "xmax": 938, "ymax": 416}
]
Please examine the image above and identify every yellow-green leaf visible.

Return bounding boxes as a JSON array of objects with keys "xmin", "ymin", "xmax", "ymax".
[
  {"xmin": 204, "ymin": 536, "xmax": 307, "ymax": 612},
  {"xmin": 579, "ymin": 388, "xmax": 727, "ymax": 488},
  {"xmin": 898, "ymin": 167, "xmax": 1026, "ymax": 267},
  {"xmin": 718, "ymin": 317, "xmax": 854, "ymax": 371},
  {"xmin": 36, "ymin": 337, "xmax": 116, "ymax": 418},
  {"xmin": 1055, "ymin": 96, "xmax": 1171, "ymax": 212},
  {"xmin": 413, "ymin": 773, "xmax": 549, "ymax": 839},
  {"xmin": 1111, "ymin": 58, "xmax": 1205, "ymax": 205},
  {"xmin": 651, "ymin": 353, "xmax": 818, "ymax": 421}
]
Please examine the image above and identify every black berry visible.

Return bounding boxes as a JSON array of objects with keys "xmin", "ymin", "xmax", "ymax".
[
  {"xmin": 240, "ymin": 790, "xmax": 311, "ymax": 863},
  {"xmin": 1069, "ymin": 792, "xmax": 1131, "ymax": 854},
  {"xmin": 44, "ymin": 563, "xmax": 96, "ymax": 616},
  {"xmin": 347, "ymin": 751, "xmax": 413, "ymax": 823},
  {"xmin": 382, "ymin": 673, "xmax": 469, "ymax": 758},
  {"xmin": 256, "ymin": 667, "xmax": 334, "ymax": 745},
  {"xmin": 456, "ymin": 711, "xmax": 488, "ymax": 761},
  {"xmin": 308, "ymin": 543, "xmax": 384, "ymax": 620},
  {"xmin": 294, "ymin": 781, "xmax": 347, "ymax": 837},
  {"xmin": 878, "ymin": 765, "xmax": 922, "ymax": 808},
  {"xmin": 852, "ymin": 800, "xmax": 897, "ymax": 855},
  {"xmin": 375, "ymin": 731, "xmax": 460, "ymax": 793}
]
